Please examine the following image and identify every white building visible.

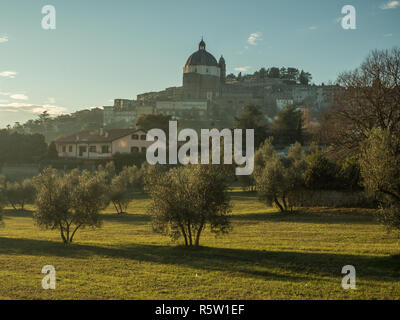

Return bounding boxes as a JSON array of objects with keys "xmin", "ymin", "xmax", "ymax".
[
  {"xmin": 156, "ymin": 100, "xmax": 207, "ymax": 118},
  {"xmin": 276, "ymin": 99, "xmax": 294, "ymax": 109},
  {"xmin": 55, "ymin": 128, "xmax": 153, "ymax": 159}
]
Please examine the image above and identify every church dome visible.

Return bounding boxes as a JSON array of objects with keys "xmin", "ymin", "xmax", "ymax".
[{"xmin": 184, "ymin": 39, "xmax": 219, "ymax": 68}]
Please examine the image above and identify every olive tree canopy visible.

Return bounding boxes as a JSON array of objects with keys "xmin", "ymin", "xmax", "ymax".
[
  {"xmin": 33, "ymin": 168, "xmax": 108, "ymax": 244},
  {"xmin": 145, "ymin": 164, "xmax": 232, "ymax": 247}
]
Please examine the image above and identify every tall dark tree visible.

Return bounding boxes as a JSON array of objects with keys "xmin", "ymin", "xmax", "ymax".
[
  {"xmin": 0, "ymin": 131, "xmax": 48, "ymax": 164},
  {"xmin": 259, "ymin": 67, "xmax": 267, "ymax": 80},
  {"xmin": 271, "ymin": 105, "xmax": 303, "ymax": 145},
  {"xmin": 268, "ymin": 67, "xmax": 280, "ymax": 79},
  {"xmin": 47, "ymin": 141, "xmax": 59, "ymax": 160},
  {"xmin": 299, "ymin": 70, "xmax": 312, "ymax": 85},
  {"xmin": 234, "ymin": 105, "xmax": 268, "ymax": 149},
  {"xmin": 286, "ymin": 67, "xmax": 299, "ymax": 82},
  {"xmin": 135, "ymin": 113, "xmax": 172, "ymax": 134}
]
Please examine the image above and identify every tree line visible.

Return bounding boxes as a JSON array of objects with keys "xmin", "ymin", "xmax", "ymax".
[
  {"xmin": 0, "ymin": 161, "xmax": 233, "ymax": 247},
  {"xmin": 0, "ymin": 130, "xmax": 50, "ymax": 164},
  {"xmin": 226, "ymin": 67, "xmax": 312, "ymax": 85}
]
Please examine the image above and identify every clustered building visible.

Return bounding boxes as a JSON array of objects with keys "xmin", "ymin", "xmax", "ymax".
[
  {"xmin": 56, "ymin": 38, "xmax": 338, "ymax": 160},
  {"xmin": 103, "ymin": 38, "xmax": 338, "ymax": 127}
]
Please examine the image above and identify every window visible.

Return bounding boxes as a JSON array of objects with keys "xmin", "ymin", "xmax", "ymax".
[
  {"xmin": 68, "ymin": 146, "xmax": 73, "ymax": 152},
  {"xmin": 78, "ymin": 146, "xmax": 87, "ymax": 157},
  {"xmin": 89, "ymin": 146, "xmax": 96, "ymax": 153},
  {"xmin": 131, "ymin": 134, "xmax": 139, "ymax": 140},
  {"xmin": 101, "ymin": 145, "xmax": 109, "ymax": 154},
  {"xmin": 140, "ymin": 135, "xmax": 146, "ymax": 140},
  {"xmin": 141, "ymin": 147, "xmax": 146, "ymax": 153},
  {"xmin": 62, "ymin": 146, "xmax": 66, "ymax": 152},
  {"xmin": 131, "ymin": 147, "xmax": 139, "ymax": 153}
]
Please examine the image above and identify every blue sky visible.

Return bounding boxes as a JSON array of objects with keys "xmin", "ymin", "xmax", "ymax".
[{"xmin": 0, "ymin": 0, "xmax": 399, "ymax": 127}]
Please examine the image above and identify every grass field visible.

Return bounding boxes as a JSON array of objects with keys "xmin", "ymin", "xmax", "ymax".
[{"xmin": 0, "ymin": 191, "xmax": 399, "ymax": 300}]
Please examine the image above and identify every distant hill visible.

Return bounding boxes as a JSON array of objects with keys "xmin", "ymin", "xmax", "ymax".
[{"xmin": 8, "ymin": 108, "xmax": 104, "ymax": 143}]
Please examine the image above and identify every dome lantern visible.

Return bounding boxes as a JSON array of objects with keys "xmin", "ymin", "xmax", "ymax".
[
  {"xmin": 199, "ymin": 38, "xmax": 206, "ymax": 51},
  {"xmin": 184, "ymin": 38, "xmax": 219, "ymax": 69}
]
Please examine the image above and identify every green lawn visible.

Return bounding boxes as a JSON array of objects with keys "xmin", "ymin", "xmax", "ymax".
[{"xmin": 0, "ymin": 192, "xmax": 399, "ymax": 300}]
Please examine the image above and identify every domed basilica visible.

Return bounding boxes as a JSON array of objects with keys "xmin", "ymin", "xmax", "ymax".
[{"xmin": 182, "ymin": 39, "xmax": 226, "ymax": 100}]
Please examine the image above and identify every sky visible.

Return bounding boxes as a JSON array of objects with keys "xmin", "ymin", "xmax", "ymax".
[{"xmin": 0, "ymin": 0, "xmax": 399, "ymax": 128}]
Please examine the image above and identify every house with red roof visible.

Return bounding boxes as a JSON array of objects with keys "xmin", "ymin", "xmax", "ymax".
[{"xmin": 55, "ymin": 128, "xmax": 152, "ymax": 159}]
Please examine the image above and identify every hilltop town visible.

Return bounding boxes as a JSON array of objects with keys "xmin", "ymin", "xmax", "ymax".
[{"xmin": 103, "ymin": 39, "xmax": 338, "ymax": 129}]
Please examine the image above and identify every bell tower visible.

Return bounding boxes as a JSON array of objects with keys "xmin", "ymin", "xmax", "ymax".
[{"xmin": 219, "ymin": 55, "xmax": 226, "ymax": 84}]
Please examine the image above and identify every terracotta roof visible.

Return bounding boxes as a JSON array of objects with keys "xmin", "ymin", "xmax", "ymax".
[{"xmin": 55, "ymin": 128, "xmax": 146, "ymax": 143}]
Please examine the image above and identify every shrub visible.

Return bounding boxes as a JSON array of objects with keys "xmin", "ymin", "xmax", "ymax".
[
  {"xmin": 5, "ymin": 179, "xmax": 36, "ymax": 211},
  {"xmin": 33, "ymin": 168, "xmax": 108, "ymax": 244},
  {"xmin": 303, "ymin": 147, "xmax": 341, "ymax": 190},
  {"xmin": 254, "ymin": 140, "xmax": 306, "ymax": 212},
  {"xmin": 359, "ymin": 128, "xmax": 400, "ymax": 232},
  {"xmin": 98, "ymin": 162, "xmax": 142, "ymax": 214}
]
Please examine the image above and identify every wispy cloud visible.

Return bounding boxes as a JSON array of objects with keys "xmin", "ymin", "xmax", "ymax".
[
  {"xmin": 384, "ymin": 33, "xmax": 393, "ymax": 37},
  {"xmin": 0, "ymin": 92, "xmax": 66, "ymax": 115},
  {"xmin": 10, "ymin": 94, "xmax": 29, "ymax": 100},
  {"xmin": 0, "ymin": 35, "xmax": 8, "ymax": 43},
  {"xmin": 234, "ymin": 66, "xmax": 251, "ymax": 72},
  {"xmin": 31, "ymin": 105, "xmax": 67, "ymax": 115},
  {"xmin": 0, "ymin": 102, "xmax": 33, "ymax": 109},
  {"xmin": 0, "ymin": 71, "xmax": 17, "ymax": 78},
  {"xmin": 0, "ymin": 92, "xmax": 29, "ymax": 100},
  {"xmin": 247, "ymin": 32, "xmax": 262, "ymax": 46},
  {"xmin": 0, "ymin": 103, "xmax": 66, "ymax": 115},
  {"xmin": 308, "ymin": 26, "xmax": 317, "ymax": 30},
  {"xmin": 380, "ymin": 1, "xmax": 399, "ymax": 9}
]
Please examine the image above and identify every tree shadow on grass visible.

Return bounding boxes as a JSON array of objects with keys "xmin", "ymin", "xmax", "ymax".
[
  {"xmin": 0, "ymin": 237, "xmax": 398, "ymax": 283},
  {"xmin": 2, "ymin": 209, "xmax": 34, "ymax": 218},
  {"xmin": 2, "ymin": 208, "xmax": 150, "ymax": 224},
  {"xmin": 100, "ymin": 213, "xmax": 150, "ymax": 224},
  {"xmin": 232, "ymin": 211, "xmax": 377, "ymax": 225}
]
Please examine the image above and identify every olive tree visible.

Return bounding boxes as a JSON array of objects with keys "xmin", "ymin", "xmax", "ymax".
[
  {"xmin": 5, "ymin": 179, "xmax": 36, "ymax": 211},
  {"xmin": 109, "ymin": 166, "xmax": 141, "ymax": 214},
  {"xmin": 98, "ymin": 162, "xmax": 142, "ymax": 214},
  {"xmin": 254, "ymin": 139, "xmax": 306, "ymax": 212},
  {"xmin": 33, "ymin": 168, "xmax": 108, "ymax": 244},
  {"xmin": 145, "ymin": 164, "xmax": 232, "ymax": 247},
  {"xmin": 360, "ymin": 128, "xmax": 400, "ymax": 231}
]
